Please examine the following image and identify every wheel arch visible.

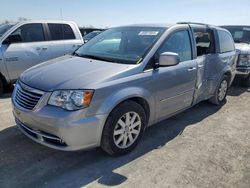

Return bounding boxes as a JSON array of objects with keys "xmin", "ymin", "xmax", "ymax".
[
  {"xmin": 112, "ymin": 96, "xmax": 150, "ymax": 124},
  {"xmin": 218, "ymin": 66, "xmax": 234, "ymax": 87},
  {"xmin": 224, "ymin": 71, "xmax": 232, "ymax": 81},
  {"xmin": 99, "ymin": 95, "xmax": 151, "ymax": 155},
  {"xmin": 96, "ymin": 87, "xmax": 154, "ymax": 145}
]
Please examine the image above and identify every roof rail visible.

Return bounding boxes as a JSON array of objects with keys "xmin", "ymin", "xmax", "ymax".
[{"xmin": 177, "ymin": 22, "xmax": 210, "ymax": 26}]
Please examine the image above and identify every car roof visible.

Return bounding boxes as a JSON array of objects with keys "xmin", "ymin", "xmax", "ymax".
[
  {"xmin": 221, "ymin": 25, "xmax": 250, "ymax": 27},
  {"xmin": 16, "ymin": 20, "xmax": 77, "ymax": 25},
  {"xmin": 116, "ymin": 23, "xmax": 174, "ymax": 28},
  {"xmin": 115, "ymin": 22, "xmax": 223, "ymax": 30}
]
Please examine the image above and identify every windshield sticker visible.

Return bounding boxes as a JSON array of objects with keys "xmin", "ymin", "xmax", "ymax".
[
  {"xmin": 138, "ymin": 31, "xmax": 159, "ymax": 36},
  {"xmin": 243, "ymin": 27, "xmax": 250, "ymax": 31},
  {"xmin": 136, "ymin": 58, "xmax": 143, "ymax": 64}
]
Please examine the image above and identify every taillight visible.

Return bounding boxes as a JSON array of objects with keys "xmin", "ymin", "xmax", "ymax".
[{"xmin": 238, "ymin": 54, "xmax": 250, "ymax": 66}]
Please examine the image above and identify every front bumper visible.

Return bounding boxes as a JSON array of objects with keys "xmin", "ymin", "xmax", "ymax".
[
  {"xmin": 12, "ymin": 97, "xmax": 107, "ymax": 151},
  {"xmin": 236, "ymin": 67, "xmax": 250, "ymax": 77}
]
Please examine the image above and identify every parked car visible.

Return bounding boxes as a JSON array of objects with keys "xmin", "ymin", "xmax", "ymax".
[
  {"xmin": 221, "ymin": 25, "xmax": 250, "ymax": 86},
  {"xmin": 12, "ymin": 23, "xmax": 236, "ymax": 156},
  {"xmin": 0, "ymin": 20, "xmax": 83, "ymax": 95},
  {"xmin": 83, "ymin": 30, "xmax": 102, "ymax": 43}
]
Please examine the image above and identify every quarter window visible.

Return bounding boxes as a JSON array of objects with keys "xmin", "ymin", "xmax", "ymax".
[
  {"xmin": 218, "ymin": 30, "xmax": 235, "ymax": 53},
  {"xmin": 158, "ymin": 30, "xmax": 192, "ymax": 62},
  {"xmin": 193, "ymin": 28, "xmax": 215, "ymax": 56},
  {"xmin": 48, "ymin": 24, "xmax": 76, "ymax": 40},
  {"xmin": 9, "ymin": 23, "xmax": 45, "ymax": 43}
]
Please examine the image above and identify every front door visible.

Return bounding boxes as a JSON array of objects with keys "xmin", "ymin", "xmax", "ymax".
[
  {"xmin": 2, "ymin": 23, "xmax": 51, "ymax": 81},
  {"xmin": 154, "ymin": 30, "xmax": 197, "ymax": 120}
]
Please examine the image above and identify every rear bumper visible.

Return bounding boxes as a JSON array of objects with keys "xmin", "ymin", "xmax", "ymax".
[{"xmin": 13, "ymin": 102, "xmax": 107, "ymax": 151}]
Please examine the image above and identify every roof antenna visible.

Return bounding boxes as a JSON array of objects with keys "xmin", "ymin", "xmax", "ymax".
[
  {"xmin": 60, "ymin": 8, "xmax": 63, "ymax": 22},
  {"xmin": 60, "ymin": 8, "xmax": 66, "ymax": 55}
]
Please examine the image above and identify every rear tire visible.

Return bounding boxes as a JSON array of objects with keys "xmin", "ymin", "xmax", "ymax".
[
  {"xmin": 101, "ymin": 101, "xmax": 147, "ymax": 156},
  {"xmin": 241, "ymin": 74, "xmax": 250, "ymax": 87},
  {"xmin": 209, "ymin": 75, "xmax": 229, "ymax": 105}
]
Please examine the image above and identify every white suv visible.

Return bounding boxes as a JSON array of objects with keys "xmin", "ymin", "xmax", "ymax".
[{"xmin": 0, "ymin": 20, "xmax": 83, "ymax": 94}]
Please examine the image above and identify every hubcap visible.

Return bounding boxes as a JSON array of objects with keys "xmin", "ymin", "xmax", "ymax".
[
  {"xmin": 218, "ymin": 80, "xmax": 228, "ymax": 101},
  {"xmin": 113, "ymin": 112, "xmax": 141, "ymax": 149}
]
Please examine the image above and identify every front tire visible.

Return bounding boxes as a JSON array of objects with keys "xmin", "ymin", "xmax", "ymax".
[
  {"xmin": 101, "ymin": 101, "xmax": 147, "ymax": 156},
  {"xmin": 209, "ymin": 75, "xmax": 229, "ymax": 105},
  {"xmin": 0, "ymin": 78, "xmax": 4, "ymax": 96}
]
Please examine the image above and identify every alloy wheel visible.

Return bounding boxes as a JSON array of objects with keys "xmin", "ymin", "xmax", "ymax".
[
  {"xmin": 113, "ymin": 111, "xmax": 141, "ymax": 149},
  {"xmin": 218, "ymin": 80, "xmax": 228, "ymax": 101}
]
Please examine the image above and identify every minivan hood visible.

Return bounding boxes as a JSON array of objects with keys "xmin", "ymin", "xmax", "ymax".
[
  {"xmin": 20, "ymin": 55, "xmax": 135, "ymax": 91},
  {"xmin": 235, "ymin": 43, "xmax": 250, "ymax": 54}
]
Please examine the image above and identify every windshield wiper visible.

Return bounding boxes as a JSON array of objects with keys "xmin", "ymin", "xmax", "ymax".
[
  {"xmin": 73, "ymin": 53, "xmax": 116, "ymax": 63},
  {"xmin": 72, "ymin": 51, "xmax": 82, "ymax": 57}
]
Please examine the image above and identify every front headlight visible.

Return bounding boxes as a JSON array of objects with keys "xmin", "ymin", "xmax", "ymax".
[{"xmin": 48, "ymin": 90, "xmax": 94, "ymax": 111}]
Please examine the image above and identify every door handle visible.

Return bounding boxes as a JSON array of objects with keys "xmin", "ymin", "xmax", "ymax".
[
  {"xmin": 36, "ymin": 47, "xmax": 47, "ymax": 51},
  {"xmin": 188, "ymin": 67, "xmax": 197, "ymax": 71},
  {"xmin": 198, "ymin": 64, "xmax": 204, "ymax": 68},
  {"xmin": 72, "ymin": 44, "xmax": 81, "ymax": 48}
]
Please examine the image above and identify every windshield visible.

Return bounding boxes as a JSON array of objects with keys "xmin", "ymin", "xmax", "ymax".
[
  {"xmin": 75, "ymin": 26, "xmax": 165, "ymax": 64},
  {"xmin": 0, "ymin": 24, "xmax": 14, "ymax": 38},
  {"xmin": 223, "ymin": 26, "xmax": 250, "ymax": 43}
]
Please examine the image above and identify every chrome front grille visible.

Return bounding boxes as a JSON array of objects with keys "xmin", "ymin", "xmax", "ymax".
[{"xmin": 14, "ymin": 81, "xmax": 44, "ymax": 110}]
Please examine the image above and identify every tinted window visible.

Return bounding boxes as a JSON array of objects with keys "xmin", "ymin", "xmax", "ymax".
[
  {"xmin": 159, "ymin": 30, "xmax": 192, "ymax": 62},
  {"xmin": 193, "ymin": 28, "xmax": 215, "ymax": 56},
  {"xmin": 10, "ymin": 23, "xmax": 45, "ymax": 43},
  {"xmin": 222, "ymin": 26, "xmax": 250, "ymax": 43},
  {"xmin": 0, "ymin": 24, "xmax": 15, "ymax": 37},
  {"xmin": 48, "ymin": 24, "xmax": 75, "ymax": 40},
  {"xmin": 218, "ymin": 30, "xmax": 235, "ymax": 53}
]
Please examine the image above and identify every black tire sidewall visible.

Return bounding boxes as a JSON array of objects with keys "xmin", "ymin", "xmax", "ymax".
[
  {"xmin": 244, "ymin": 74, "xmax": 250, "ymax": 87},
  {"xmin": 101, "ymin": 101, "xmax": 147, "ymax": 156},
  {"xmin": 0, "ymin": 78, "xmax": 3, "ymax": 96}
]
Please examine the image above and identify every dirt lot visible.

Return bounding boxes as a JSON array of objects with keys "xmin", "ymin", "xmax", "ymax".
[{"xmin": 0, "ymin": 86, "xmax": 249, "ymax": 188}]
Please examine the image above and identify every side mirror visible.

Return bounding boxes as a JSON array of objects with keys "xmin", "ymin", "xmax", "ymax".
[
  {"xmin": 3, "ymin": 34, "xmax": 22, "ymax": 45},
  {"xmin": 158, "ymin": 52, "xmax": 180, "ymax": 67}
]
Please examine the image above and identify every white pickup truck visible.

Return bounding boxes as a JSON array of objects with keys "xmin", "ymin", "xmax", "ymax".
[
  {"xmin": 222, "ymin": 25, "xmax": 250, "ymax": 86},
  {"xmin": 0, "ymin": 20, "xmax": 83, "ymax": 94}
]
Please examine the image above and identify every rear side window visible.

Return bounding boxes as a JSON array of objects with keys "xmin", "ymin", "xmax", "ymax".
[
  {"xmin": 48, "ymin": 24, "xmax": 76, "ymax": 40},
  {"xmin": 218, "ymin": 30, "xmax": 235, "ymax": 53},
  {"xmin": 158, "ymin": 30, "xmax": 192, "ymax": 62},
  {"xmin": 193, "ymin": 28, "xmax": 215, "ymax": 56},
  {"xmin": 10, "ymin": 23, "xmax": 45, "ymax": 43}
]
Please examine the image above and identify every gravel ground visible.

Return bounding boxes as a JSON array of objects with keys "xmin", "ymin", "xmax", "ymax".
[{"xmin": 0, "ymin": 86, "xmax": 249, "ymax": 188}]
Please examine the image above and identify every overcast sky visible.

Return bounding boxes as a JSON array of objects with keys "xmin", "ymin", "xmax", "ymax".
[{"xmin": 1, "ymin": 0, "xmax": 249, "ymax": 28}]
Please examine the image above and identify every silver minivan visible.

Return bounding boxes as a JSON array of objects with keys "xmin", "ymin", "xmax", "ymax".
[
  {"xmin": 0, "ymin": 20, "xmax": 83, "ymax": 94},
  {"xmin": 12, "ymin": 23, "xmax": 236, "ymax": 156}
]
